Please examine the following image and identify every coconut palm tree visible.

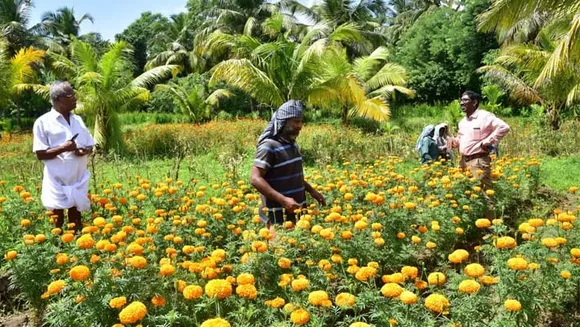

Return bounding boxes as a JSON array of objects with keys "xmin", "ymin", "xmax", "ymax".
[
  {"xmin": 35, "ymin": 7, "xmax": 94, "ymax": 51},
  {"xmin": 207, "ymin": 31, "xmax": 414, "ymax": 124},
  {"xmin": 0, "ymin": 0, "xmax": 34, "ymax": 54},
  {"xmin": 478, "ymin": 0, "xmax": 580, "ymax": 129},
  {"xmin": 154, "ymin": 81, "xmax": 232, "ymax": 121},
  {"xmin": 477, "ymin": 31, "xmax": 578, "ymax": 129},
  {"xmin": 44, "ymin": 40, "xmax": 178, "ymax": 152}
]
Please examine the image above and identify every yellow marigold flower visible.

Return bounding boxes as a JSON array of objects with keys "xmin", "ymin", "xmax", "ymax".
[
  {"xmin": 318, "ymin": 259, "xmax": 332, "ymax": 271},
  {"xmin": 265, "ymin": 297, "xmax": 286, "ymax": 308},
  {"xmin": 119, "ymin": 301, "xmax": 147, "ymax": 324},
  {"xmin": 237, "ymin": 273, "xmax": 255, "ymax": 285},
  {"xmin": 350, "ymin": 323, "xmax": 370, "ymax": 327},
  {"xmin": 127, "ymin": 243, "xmax": 144, "ymax": 255},
  {"xmin": 129, "ymin": 256, "xmax": 147, "ymax": 269},
  {"xmin": 571, "ymin": 248, "xmax": 580, "ymax": 257},
  {"xmin": 415, "ymin": 279, "xmax": 428, "ymax": 290},
  {"xmin": 399, "ymin": 291, "xmax": 417, "ymax": 304},
  {"xmin": 381, "ymin": 283, "xmax": 403, "ymax": 298},
  {"xmin": 200, "ymin": 318, "xmax": 231, "ymax": 327},
  {"xmin": 389, "ymin": 272, "xmax": 405, "ymax": 284},
  {"xmin": 475, "ymin": 219, "xmax": 491, "ymax": 228},
  {"xmin": 76, "ymin": 234, "xmax": 95, "ymax": 249},
  {"xmin": 109, "ymin": 296, "xmax": 127, "ymax": 309},
  {"xmin": 61, "ymin": 233, "xmax": 75, "ymax": 243},
  {"xmin": 401, "ymin": 266, "xmax": 418, "ymax": 279},
  {"xmin": 464, "ymin": 263, "xmax": 485, "ymax": 278},
  {"xmin": 4, "ymin": 250, "xmax": 17, "ymax": 261},
  {"xmin": 507, "ymin": 257, "xmax": 528, "ymax": 270},
  {"xmin": 278, "ymin": 257, "xmax": 292, "ymax": 269},
  {"xmin": 159, "ymin": 264, "xmax": 176, "ymax": 276},
  {"xmin": 458, "ymin": 280, "xmax": 481, "ymax": 294},
  {"xmin": 47, "ymin": 280, "xmax": 66, "ymax": 295},
  {"xmin": 504, "ymin": 299, "xmax": 522, "ymax": 311},
  {"xmin": 541, "ymin": 238, "xmax": 558, "ymax": 248},
  {"xmin": 355, "ymin": 266, "xmax": 377, "ymax": 281},
  {"xmin": 518, "ymin": 222, "xmax": 535, "ymax": 233},
  {"xmin": 527, "ymin": 218, "xmax": 543, "ymax": 227},
  {"xmin": 70, "ymin": 265, "xmax": 90, "ymax": 282},
  {"xmin": 308, "ymin": 290, "xmax": 332, "ymax": 306},
  {"xmin": 411, "ymin": 235, "xmax": 421, "ymax": 244},
  {"xmin": 236, "ymin": 284, "xmax": 258, "ymax": 299},
  {"xmin": 561, "ymin": 270, "xmax": 571, "ymax": 279},
  {"xmin": 151, "ymin": 295, "xmax": 166, "ymax": 307},
  {"xmin": 290, "ymin": 308, "xmax": 310, "ymax": 325},
  {"xmin": 426, "ymin": 241, "xmax": 437, "ymax": 249},
  {"xmin": 183, "ymin": 285, "xmax": 203, "ymax": 300},
  {"xmin": 495, "ymin": 236, "xmax": 516, "ymax": 249},
  {"xmin": 335, "ymin": 292, "xmax": 356, "ymax": 307},
  {"xmin": 479, "ymin": 275, "xmax": 500, "ymax": 285},
  {"xmin": 205, "ymin": 279, "xmax": 232, "ymax": 299},
  {"xmin": 404, "ymin": 202, "xmax": 417, "ymax": 210},
  {"xmin": 569, "ymin": 186, "xmax": 578, "ymax": 193},
  {"xmin": 424, "ymin": 293, "xmax": 449, "ymax": 313},
  {"xmin": 428, "ymin": 272, "xmax": 446, "ymax": 286},
  {"xmin": 528, "ymin": 263, "xmax": 540, "ymax": 270}
]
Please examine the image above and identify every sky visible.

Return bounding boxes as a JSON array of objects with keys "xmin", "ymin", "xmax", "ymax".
[{"xmin": 29, "ymin": 0, "xmax": 316, "ymax": 41}]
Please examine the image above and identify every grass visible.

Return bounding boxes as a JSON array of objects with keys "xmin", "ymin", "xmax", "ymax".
[{"xmin": 540, "ymin": 156, "xmax": 580, "ymax": 192}]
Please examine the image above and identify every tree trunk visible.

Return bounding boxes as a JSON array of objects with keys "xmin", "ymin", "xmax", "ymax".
[
  {"xmin": 546, "ymin": 105, "xmax": 560, "ymax": 130},
  {"xmin": 341, "ymin": 107, "xmax": 349, "ymax": 126},
  {"xmin": 93, "ymin": 111, "xmax": 108, "ymax": 152}
]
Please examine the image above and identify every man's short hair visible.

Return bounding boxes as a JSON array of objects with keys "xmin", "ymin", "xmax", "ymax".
[
  {"xmin": 462, "ymin": 90, "xmax": 482, "ymax": 104},
  {"xmin": 49, "ymin": 81, "xmax": 72, "ymax": 105}
]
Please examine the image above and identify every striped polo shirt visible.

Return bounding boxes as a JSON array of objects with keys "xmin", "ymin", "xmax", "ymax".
[{"xmin": 254, "ymin": 137, "xmax": 306, "ymax": 224}]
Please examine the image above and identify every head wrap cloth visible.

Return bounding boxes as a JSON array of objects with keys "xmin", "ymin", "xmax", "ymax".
[{"xmin": 257, "ymin": 100, "xmax": 304, "ymax": 145}]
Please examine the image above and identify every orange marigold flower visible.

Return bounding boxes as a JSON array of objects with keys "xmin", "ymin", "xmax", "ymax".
[
  {"xmin": 425, "ymin": 293, "xmax": 450, "ymax": 313},
  {"xmin": 428, "ymin": 272, "xmax": 446, "ymax": 285},
  {"xmin": 119, "ymin": 301, "xmax": 147, "ymax": 324},
  {"xmin": 200, "ymin": 318, "xmax": 231, "ymax": 327},
  {"xmin": 291, "ymin": 278, "xmax": 310, "ymax": 292},
  {"xmin": 381, "ymin": 283, "xmax": 403, "ymax": 298},
  {"xmin": 46, "ymin": 280, "xmax": 66, "ymax": 295},
  {"xmin": 76, "ymin": 234, "xmax": 95, "ymax": 249},
  {"xmin": 183, "ymin": 285, "xmax": 203, "ymax": 300},
  {"xmin": 236, "ymin": 273, "xmax": 255, "ymax": 285},
  {"xmin": 265, "ymin": 297, "xmax": 286, "ymax": 308},
  {"xmin": 399, "ymin": 290, "xmax": 417, "ymax": 304},
  {"xmin": 290, "ymin": 308, "xmax": 310, "ymax": 325},
  {"xmin": 109, "ymin": 296, "xmax": 127, "ymax": 309},
  {"xmin": 151, "ymin": 295, "xmax": 166, "ymax": 307},
  {"xmin": 236, "ymin": 284, "xmax": 258, "ymax": 299},
  {"xmin": 129, "ymin": 256, "xmax": 147, "ymax": 269},
  {"xmin": 308, "ymin": 290, "xmax": 332, "ymax": 306},
  {"xmin": 507, "ymin": 257, "xmax": 528, "ymax": 270},
  {"xmin": 464, "ymin": 263, "xmax": 485, "ymax": 278},
  {"xmin": 70, "ymin": 265, "xmax": 90, "ymax": 282},
  {"xmin": 495, "ymin": 236, "xmax": 516, "ymax": 249},
  {"xmin": 159, "ymin": 264, "xmax": 175, "ymax": 276},
  {"xmin": 458, "ymin": 280, "xmax": 481, "ymax": 294},
  {"xmin": 205, "ymin": 279, "xmax": 232, "ymax": 299}
]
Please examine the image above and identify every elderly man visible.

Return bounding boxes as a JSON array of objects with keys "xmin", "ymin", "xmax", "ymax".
[
  {"xmin": 455, "ymin": 90, "xmax": 510, "ymax": 219},
  {"xmin": 33, "ymin": 81, "xmax": 94, "ymax": 233},
  {"xmin": 250, "ymin": 100, "xmax": 325, "ymax": 227}
]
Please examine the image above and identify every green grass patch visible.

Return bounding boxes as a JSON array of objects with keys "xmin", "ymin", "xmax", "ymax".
[{"xmin": 540, "ymin": 156, "xmax": 580, "ymax": 192}]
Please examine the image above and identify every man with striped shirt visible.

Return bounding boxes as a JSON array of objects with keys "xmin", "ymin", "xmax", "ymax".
[{"xmin": 251, "ymin": 100, "xmax": 325, "ymax": 227}]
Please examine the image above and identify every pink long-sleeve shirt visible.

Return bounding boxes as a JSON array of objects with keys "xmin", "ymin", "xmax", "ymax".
[{"xmin": 456, "ymin": 109, "xmax": 510, "ymax": 156}]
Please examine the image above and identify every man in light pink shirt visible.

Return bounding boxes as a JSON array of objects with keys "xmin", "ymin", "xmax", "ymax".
[{"xmin": 454, "ymin": 90, "xmax": 510, "ymax": 219}]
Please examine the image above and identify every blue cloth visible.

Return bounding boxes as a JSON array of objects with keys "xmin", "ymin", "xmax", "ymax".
[{"xmin": 257, "ymin": 100, "xmax": 304, "ymax": 145}]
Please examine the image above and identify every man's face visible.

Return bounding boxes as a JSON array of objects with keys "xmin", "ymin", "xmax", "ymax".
[
  {"xmin": 281, "ymin": 117, "xmax": 303, "ymax": 141},
  {"xmin": 460, "ymin": 94, "xmax": 477, "ymax": 115},
  {"xmin": 56, "ymin": 86, "xmax": 77, "ymax": 111}
]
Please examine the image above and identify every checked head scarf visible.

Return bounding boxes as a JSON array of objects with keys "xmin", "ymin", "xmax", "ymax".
[{"xmin": 257, "ymin": 100, "xmax": 304, "ymax": 145}]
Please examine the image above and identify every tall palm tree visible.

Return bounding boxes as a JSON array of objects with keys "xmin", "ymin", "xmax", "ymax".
[
  {"xmin": 477, "ymin": 31, "xmax": 578, "ymax": 129},
  {"xmin": 0, "ymin": 0, "xmax": 34, "ymax": 54},
  {"xmin": 207, "ymin": 32, "xmax": 413, "ymax": 124},
  {"xmin": 35, "ymin": 7, "xmax": 94, "ymax": 51},
  {"xmin": 44, "ymin": 40, "xmax": 178, "ymax": 152},
  {"xmin": 154, "ymin": 82, "xmax": 232, "ymax": 121},
  {"xmin": 478, "ymin": 0, "xmax": 580, "ymax": 129}
]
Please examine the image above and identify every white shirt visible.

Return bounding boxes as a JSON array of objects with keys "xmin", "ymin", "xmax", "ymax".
[{"xmin": 32, "ymin": 109, "xmax": 95, "ymax": 211}]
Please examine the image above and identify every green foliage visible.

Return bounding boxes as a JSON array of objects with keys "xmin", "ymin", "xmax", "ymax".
[{"xmin": 393, "ymin": 1, "xmax": 497, "ymax": 102}]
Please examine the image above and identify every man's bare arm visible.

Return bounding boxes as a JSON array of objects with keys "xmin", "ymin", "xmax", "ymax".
[
  {"xmin": 250, "ymin": 166, "xmax": 300, "ymax": 212},
  {"xmin": 36, "ymin": 140, "xmax": 77, "ymax": 160}
]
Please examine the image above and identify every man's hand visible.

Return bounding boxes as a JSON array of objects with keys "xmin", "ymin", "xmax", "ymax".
[
  {"xmin": 309, "ymin": 189, "xmax": 326, "ymax": 206},
  {"xmin": 60, "ymin": 140, "xmax": 77, "ymax": 152},
  {"xmin": 480, "ymin": 141, "xmax": 491, "ymax": 152},
  {"xmin": 280, "ymin": 196, "xmax": 301, "ymax": 213},
  {"xmin": 74, "ymin": 148, "xmax": 89, "ymax": 156}
]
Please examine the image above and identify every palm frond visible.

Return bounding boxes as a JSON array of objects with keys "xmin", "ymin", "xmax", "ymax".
[
  {"xmin": 209, "ymin": 58, "xmax": 284, "ymax": 107},
  {"xmin": 244, "ymin": 16, "xmax": 258, "ymax": 36},
  {"xmin": 365, "ymin": 63, "xmax": 408, "ymax": 91},
  {"xmin": 12, "ymin": 83, "xmax": 49, "ymax": 98},
  {"xmin": 205, "ymin": 88, "xmax": 233, "ymax": 107},
  {"xmin": 9, "ymin": 47, "xmax": 45, "ymax": 84},
  {"xmin": 478, "ymin": 64, "xmax": 543, "ymax": 105},
  {"xmin": 132, "ymin": 65, "xmax": 180, "ymax": 88},
  {"xmin": 351, "ymin": 96, "xmax": 390, "ymax": 122},
  {"xmin": 368, "ymin": 85, "xmax": 416, "ymax": 100},
  {"xmin": 71, "ymin": 39, "xmax": 99, "ymax": 73},
  {"xmin": 566, "ymin": 83, "xmax": 580, "ymax": 106},
  {"xmin": 352, "ymin": 46, "xmax": 389, "ymax": 81}
]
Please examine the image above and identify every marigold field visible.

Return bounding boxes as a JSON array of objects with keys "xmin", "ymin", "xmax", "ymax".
[{"xmin": 1, "ymin": 154, "xmax": 579, "ymax": 327}]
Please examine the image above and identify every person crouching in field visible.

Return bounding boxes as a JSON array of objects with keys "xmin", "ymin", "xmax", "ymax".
[
  {"xmin": 452, "ymin": 90, "xmax": 510, "ymax": 219},
  {"xmin": 250, "ymin": 100, "xmax": 325, "ymax": 229},
  {"xmin": 434, "ymin": 123, "xmax": 454, "ymax": 162},
  {"xmin": 416, "ymin": 125, "xmax": 438, "ymax": 164},
  {"xmin": 33, "ymin": 81, "xmax": 94, "ymax": 233}
]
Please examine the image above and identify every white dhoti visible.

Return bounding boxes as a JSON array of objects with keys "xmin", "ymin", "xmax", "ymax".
[{"xmin": 41, "ymin": 152, "xmax": 91, "ymax": 212}]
